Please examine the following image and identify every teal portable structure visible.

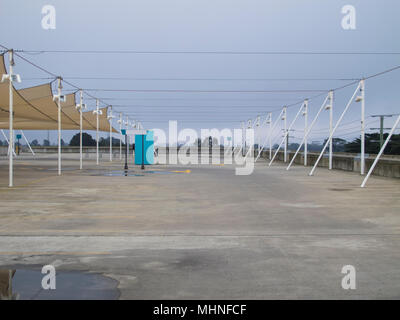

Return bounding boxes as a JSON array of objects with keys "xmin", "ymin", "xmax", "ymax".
[{"xmin": 135, "ymin": 130, "xmax": 154, "ymax": 165}]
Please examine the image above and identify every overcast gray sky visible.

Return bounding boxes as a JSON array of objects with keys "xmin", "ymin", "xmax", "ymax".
[{"xmin": 1, "ymin": 0, "xmax": 400, "ymax": 145}]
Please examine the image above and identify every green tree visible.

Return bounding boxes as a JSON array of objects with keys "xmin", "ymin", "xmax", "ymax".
[
  {"xmin": 69, "ymin": 132, "xmax": 96, "ymax": 146},
  {"xmin": 344, "ymin": 133, "xmax": 400, "ymax": 155},
  {"xmin": 323, "ymin": 138, "xmax": 347, "ymax": 152}
]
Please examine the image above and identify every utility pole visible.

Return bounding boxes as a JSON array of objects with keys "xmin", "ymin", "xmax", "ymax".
[{"xmin": 371, "ymin": 114, "xmax": 396, "ymax": 149}]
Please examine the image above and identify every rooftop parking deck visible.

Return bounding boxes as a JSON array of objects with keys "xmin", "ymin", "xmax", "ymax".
[{"xmin": 0, "ymin": 154, "xmax": 399, "ymax": 299}]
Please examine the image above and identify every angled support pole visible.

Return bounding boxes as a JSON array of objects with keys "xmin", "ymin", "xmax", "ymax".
[
  {"xmin": 309, "ymin": 82, "xmax": 361, "ymax": 176},
  {"xmin": 361, "ymin": 113, "xmax": 400, "ymax": 187},
  {"xmin": 269, "ymin": 104, "xmax": 303, "ymax": 167},
  {"xmin": 1, "ymin": 129, "xmax": 17, "ymax": 157},
  {"xmin": 20, "ymin": 130, "xmax": 35, "ymax": 155},
  {"xmin": 286, "ymin": 93, "xmax": 330, "ymax": 170}
]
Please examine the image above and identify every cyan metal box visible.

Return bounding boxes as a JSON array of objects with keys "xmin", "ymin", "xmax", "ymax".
[{"xmin": 135, "ymin": 130, "xmax": 154, "ymax": 165}]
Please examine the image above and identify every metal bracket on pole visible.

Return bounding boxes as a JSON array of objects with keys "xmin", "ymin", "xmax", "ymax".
[
  {"xmin": 309, "ymin": 82, "xmax": 361, "ymax": 176},
  {"xmin": 286, "ymin": 93, "xmax": 330, "ymax": 171},
  {"xmin": 361, "ymin": 113, "xmax": 400, "ymax": 188},
  {"xmin": 269, "ymin": 104, "xmax": 303, "ymax": 167},
  {"xmin": 20, "ymin": 130, "xmax": 35, "ymax": 155}
]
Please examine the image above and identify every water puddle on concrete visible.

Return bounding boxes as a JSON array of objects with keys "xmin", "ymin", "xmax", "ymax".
[
  {"xmin": 0, "ymin": 269, "xmax": 119, "ymax": 300},
  {"xmin": 92, "ymin": 170, "xmax": 190, "ymax": 177},
  {"xmin": 102, "ymin": 170, "xmax": 145, "ymax": 177}
]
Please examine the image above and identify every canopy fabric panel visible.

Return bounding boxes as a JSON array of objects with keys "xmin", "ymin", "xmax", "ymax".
[
  {"xmin": 0, "ymin": 55, "xmax": 118, "ymax": 133},
  {"xmin": 0, "ymin": 55, "xmax": 56, "ymax": 122},
  {"xmin": 18, "ymin": 84, "xmax": 80, "ymax": 127},
  {"xmin": 81, "ymin": 107, "xmax": 118, "ymax": 133}
]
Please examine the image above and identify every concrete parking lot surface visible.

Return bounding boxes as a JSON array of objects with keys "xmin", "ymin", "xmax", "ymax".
[{"xmin": 0, "ymin": 154, "xmax": 399, "ymax": 299}]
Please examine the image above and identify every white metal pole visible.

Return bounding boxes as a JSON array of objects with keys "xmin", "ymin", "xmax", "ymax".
[
  {"xmin": 328, "ymin": 90, "xmax": 334, "ymax": 170},
  {"xmin": 96, "ymin": 99, "xmax": 99, "ymax": 165},
  {"xmin": 109, "ymin": 107, "xmax": 113, "ymax": 162},
  {"xmin": 57, "ymin": 77, "xmax": 62, "ymax": 176},
  {"xmin": 360, "ymin": 79, "xmax": 366, "ymax": 175},
  {"xmin": 268, "ymin": 113, "xmax": 272, "ymax": 160},
  {"xmin": 119, "ymin": 113, "xmax": 122, "ymax": 160},
  {"xmin": 309, "ymin": 83, "xmax": 361, "ymax": 176},
  {"xmin": 304, "ymin": 99, "xmax": 308, "ymax": 166},
  {"xmin": 241, "ymin": 121, "xmax": 245, "ymax": 156},
  {"xmin": 126, "ymin": 116, "xmax": 129, "ymax": 160},
  {"xmin": 243, "ymin": 117, "xmax": 262, "ymax": 160},
  {"xmin": 256, "ymin": 115, "xmax": 260, "ymax": 154},
  {"xmin": 8, "ymin": 50, "xmax": 14, "ymax": 187},
  {"xmin": 361, "ymin": 114, "xmax": 400, "ymax": 188},
  {"xmin": 269, "ymin": 104, "xmax": 303, "ymax": 167},
  {"xmin": 286, "ymin": 93, "xmax": 330, "ymax": 170},
  {"xmin": 283, "ymin": 106, "xmax": 287, "ymax": 163},
  {"xmin": 20, "ymin": 130, "xmax": 35, "ymax": 155},
  {"xmin": 79, "ymin": 90, "xmax": 83, "ymax": 170},
  {"xmin": 255, "ymin": 109, "xmax": 284, "ymax": 162}
]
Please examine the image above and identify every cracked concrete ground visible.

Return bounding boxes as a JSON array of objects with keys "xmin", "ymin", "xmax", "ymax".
[{"xmin": 0, "ymin": 153, "xmax": 399, "ymax": 299}]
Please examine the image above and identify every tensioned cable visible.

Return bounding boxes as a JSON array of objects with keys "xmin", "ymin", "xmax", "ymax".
[
  {"xmin": 2, "ymin": 43, "xmax": 400, "ymax": 125},
  {"xmin": 21, "ymin": 77, "xmax": 359, "ymax": 82},
  {"xmin": 13, "ymin": 49, "xmax": 400, "ymax": 55},
  {"xmin": 79, "ymin": 89, "xmax": 329, "ymax": 93}
]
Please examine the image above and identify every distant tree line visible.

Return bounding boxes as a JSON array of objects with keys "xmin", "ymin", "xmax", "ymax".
[{"xmin": 15, "ymin": 132, "xmax": 400, "ymax": 155}]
